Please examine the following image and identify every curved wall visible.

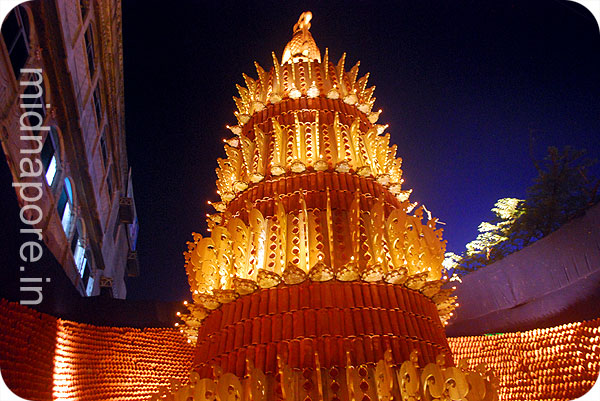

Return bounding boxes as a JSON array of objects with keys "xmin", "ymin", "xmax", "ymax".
[
  {"xmin": 1, "ymin": 299, "xmax": 598, "ymax": 401},
  {"xmin": 447, "ymin": 204, "xmax": 600, "ymax": 336}
]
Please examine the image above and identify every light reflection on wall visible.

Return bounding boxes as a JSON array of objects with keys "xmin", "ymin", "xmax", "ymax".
[{"xmin": 52, "ymin": 320, "xmax": 75, "ymax": 400}]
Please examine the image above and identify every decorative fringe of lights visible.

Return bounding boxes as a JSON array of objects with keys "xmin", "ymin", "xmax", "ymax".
[
  {"xmin": 216, "ymin": 107, "xmax": 401, "ymax": 204},
  {"xmin": 180, "ymin": 190, "xmax": 455, "ymax": 344},
  {"xmin": 150, "ymin": 350, "xmax": 498, "ymax": 401}
]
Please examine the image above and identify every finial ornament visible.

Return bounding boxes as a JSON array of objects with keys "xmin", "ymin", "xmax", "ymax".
[
  {"xmin": 294, "ymin": 11, "xmax": 312, "ymax": 33},
  {"xmin": 282, "ymin": 11, "xmax": 321, "ymax": 64}
]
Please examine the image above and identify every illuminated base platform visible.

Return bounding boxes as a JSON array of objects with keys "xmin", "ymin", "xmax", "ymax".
[{"xmin": 0, "ymin": 299, "xmax": 598, "ymax": 401}]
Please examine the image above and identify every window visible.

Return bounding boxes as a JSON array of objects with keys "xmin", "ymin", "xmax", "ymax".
[
  {"xmin": 1, "ymin": 5, "xmax": 31, "ymax": 79},
  {"xmin": 42, "ymin": 141, "xmax": 57, "ymax": 185},
  {"xmin": 72, "ymin": 237, "xmax": 87, "ymax": 276},
  {"xmin": 61, "ymin": 201, "xmax": 72, "ymax": 233},
  {"xmin": 41, "ymin": 127, "xmax": 60, "ymax": 186},
  {"xmin": 57, "ymin": 178, "xmax": 74, "ymax": 235},
  {"xmin": 71, "ymin": 219, "xmax": 92, "ymax": 296},
  {"xmin": 100, "ymin": 131, "xmax": 108, "ymax": 169},
  {"xmin": 85, "ymin": 274, "xmax": 94, "ymax": 296},
  {"xmin": 93, "ymin": 85, "xmax": 102, "ymax": 126},
  {"xmin": 84, "ymin": 25, "xmax": 95, "ymax": 78},
  {"xmin": 81, "ymin": 258, "xmax": 91, "ymax": 282}
]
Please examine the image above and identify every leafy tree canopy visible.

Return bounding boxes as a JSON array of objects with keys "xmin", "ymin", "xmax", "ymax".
[{"xmin": 446, "ymin": 146, "xmax": 599, "ymax": 275}]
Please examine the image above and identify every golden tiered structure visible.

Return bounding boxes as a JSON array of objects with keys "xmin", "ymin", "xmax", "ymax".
[{"xmin": 163, "ymin": 12, "xmax": 498, "ymax": 401}]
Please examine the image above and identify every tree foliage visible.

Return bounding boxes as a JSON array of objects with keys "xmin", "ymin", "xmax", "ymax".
[
  {"xmin": 447, "ymin": 146, "xmax": 599, "ymax": 275},
  {"xmin": 510, "ymin": 146, "xmax": 599, "ymax": 239}
]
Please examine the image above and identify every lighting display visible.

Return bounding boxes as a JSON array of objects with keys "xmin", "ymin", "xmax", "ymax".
[
  {"xmin": 0, "ymin": 300, "xmax": 598, "ymax": 400},
  {"xmin": 1, "ymin": 10, "xmax": 597, "ymax": 401},
  {"xmin": 181, "ymin": 12, "xmax": 455, "ymax": 342},
  {"xmin": 176, "ymin": 10, "xmax": 492, "ymax": 401}
]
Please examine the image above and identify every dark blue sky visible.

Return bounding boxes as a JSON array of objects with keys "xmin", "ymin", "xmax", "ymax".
[{"xmin": 121, "ymin": 1, "xmax": 600, "ymax": 301}]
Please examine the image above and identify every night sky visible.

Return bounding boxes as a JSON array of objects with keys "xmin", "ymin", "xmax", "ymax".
[{"xmin": 121, "ymin": 1, "xmax": 600, "ymax": 301}]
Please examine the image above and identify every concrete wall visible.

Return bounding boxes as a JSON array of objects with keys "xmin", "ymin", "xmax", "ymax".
[{"xmin": 446, "ymin": 203, "xmax": 600, "ymax": 336}]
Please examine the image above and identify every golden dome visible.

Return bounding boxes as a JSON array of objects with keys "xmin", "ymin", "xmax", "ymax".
[{"xmin": 281, "ymin": 11, "xmax": 321, "ymax": 64}]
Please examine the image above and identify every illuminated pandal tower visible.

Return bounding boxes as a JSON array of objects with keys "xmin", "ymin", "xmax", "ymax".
[{"xmin": 159, "ymin": 12, "xmax": 498, "ymax": 401}]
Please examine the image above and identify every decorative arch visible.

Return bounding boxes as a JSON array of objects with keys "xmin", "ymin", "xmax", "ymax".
[{"xmin": 1, "ymin": 3, "xmax": 38, "ymax": 81}]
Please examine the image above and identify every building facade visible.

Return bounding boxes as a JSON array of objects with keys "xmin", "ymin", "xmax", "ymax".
[{"xmin": 0, "ymin": 0, "xmax": 138, "ymax": 299}]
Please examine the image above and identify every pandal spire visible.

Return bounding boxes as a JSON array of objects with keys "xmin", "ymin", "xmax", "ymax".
[
  {"xmin": 154, "ymin": 11, "xmax": 500, "ymax": 401},
  {"xmin": 281, "ymin": 11, "xmax": 321, "ymax": 64}
]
